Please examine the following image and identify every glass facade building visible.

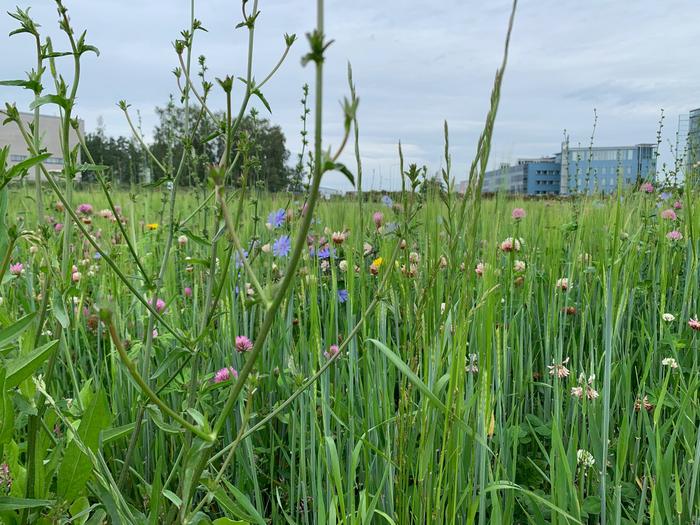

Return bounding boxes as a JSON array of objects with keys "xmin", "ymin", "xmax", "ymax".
[
  {"xmin": 479, "ymin": 144, "xmax": 656, "ymax": 196},
  {"xmin": 688, "ymin": 108, "xmax": 700, "ymax": 172}
]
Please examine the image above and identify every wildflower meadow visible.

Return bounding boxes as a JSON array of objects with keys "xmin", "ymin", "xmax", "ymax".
[{"xmin": 1, "ymin": 1, "xmax": 700, "ymax": 524}]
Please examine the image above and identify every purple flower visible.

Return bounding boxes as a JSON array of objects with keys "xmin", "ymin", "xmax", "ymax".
[
  {"xmin": 273, "ymin": 235, "xmax": 291, "ymax": 257},
  {"xmin": 9, "ymin": 263, "xmax": 23, "ymax": 276},
  {"xmin": 337, "ymin": 289, "xmax": 349, "ymax": 303},
  {"xmin": 214, "ymin": 367, "xmax": 238, "ymax": 383},
  {"xmin": 54, "ymin": 223, "xmax": 64, "ymax": 233},
  {"xmin": 155, "ymin": 298, "xmax": 166, "ymax": 313},
  {"xmin": 381, "ymin": 195, "xmax": 393, "ymax": 207},
  {"xmin": 667, "ymin": 230, "xmax": 683, "ymax": 241},
  {"xmin": 317, "ymin": 246, "xmax": 331, "ymax": 260},
  {"xmin": 235, "ymin": 335, "xmax": 253, "ymax": 353},
  {"xmin": 77, "ymin": 203, "xmax": 93, "ymax": 215},
  {"xmin": 267, "ymin": 208, "xmax": 286, "ymax": 229},
  {"xmin": 184, "ymin": 286, "xmax": 192, "ymax": 298},
  {"xmin": 324, "ymin": 344, "xmax": 340, "ymax": 359}
]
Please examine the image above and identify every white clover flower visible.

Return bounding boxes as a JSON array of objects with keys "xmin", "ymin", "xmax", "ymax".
[
  {"xmin": 577, "ymin": 449, "xmax": 595, "ymax": 469},
  {"xmin": 662, "ymin": 357, "xmax": 678, "ymax": 369}
]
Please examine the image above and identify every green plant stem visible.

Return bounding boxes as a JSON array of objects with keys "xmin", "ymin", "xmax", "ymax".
[{"xmin": 105, "ymin": 315, "xmax": 214, "ymax": 442}]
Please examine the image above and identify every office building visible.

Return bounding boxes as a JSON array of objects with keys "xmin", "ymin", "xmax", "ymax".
[
  {"xmin": 463, "ymin": 143, "xmax": 656, "ymax": 196},
  {"xmin": 562, "ymin": 144, "xmax": 657, "ymax": 194},
  {"xmin": 0, "ymin": 111, "xmax": 84, "ymax": 181},
  {"xmin": 481, "ymin": 156, "xmax": 561, "ymax": 195},
  {"xmin": 688, "ymin": 108, "xmax": 700, "ymax": 172}
]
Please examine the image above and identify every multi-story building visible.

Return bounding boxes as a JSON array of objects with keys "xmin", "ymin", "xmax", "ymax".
[
  {"xmin": 562, "ymin": 144, "xmax": 657, "ymax": 194},
  {"xmin": 688, "ymin": 108, "xmax": 700, "ymax": 172},
  {"xmin": 481, "ymin": 157, "xmax": 561, "ymax": 195},
  {"xmin": 0, "ymin": 111, "xmax": 84, "ymax": 181},
  {"xmin": 464, "ymin": 143, "xmax": 656, "ymax": 196}
]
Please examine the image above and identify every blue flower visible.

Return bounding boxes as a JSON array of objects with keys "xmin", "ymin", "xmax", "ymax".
[
  {"xmin": 267, "ymin": 208, "xmax": 286, "ymax": 229},
  {"xmin": 273, "ymin": 235, "xmax": 291, "ymax": 257},
  {"xmin": 235, "ymin": 249, "xmax": 249, "ymax": 268},
  {"xmin": 337, "ymin": 289, "xmax": 349, "ymax": 303},
  {"xmin": 381, "ymin": 195, "xmax": 393, "ymax": 207},
  {"xmin": 93, "ymin": 252, "xmax": 102, "ymax": 260},
  {"xmin": 317, "ymin": 246, "xmax": 332, "ymax": 260},
  {"xmin": 659, "ymin": 191, "xmax": 672, "ymax": 201}
]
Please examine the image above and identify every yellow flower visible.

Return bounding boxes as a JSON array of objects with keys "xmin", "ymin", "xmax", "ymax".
[
  {"xmin": 372, "ymin": 257, "xmax": 383, "ymax": 268},
  {"xmin": 147, "ymin": 223, "xmax": 159, "ymax": 231}
]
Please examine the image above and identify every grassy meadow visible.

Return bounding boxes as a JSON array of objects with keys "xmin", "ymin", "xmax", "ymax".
[{"xmin": 2, "ymin": 183, "xmax": 700, "ymax": 524}]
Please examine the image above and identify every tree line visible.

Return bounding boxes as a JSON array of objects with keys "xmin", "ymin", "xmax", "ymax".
[{"xmin": 84, "ymin": 97, "xmax": 295, "ymax": 192}]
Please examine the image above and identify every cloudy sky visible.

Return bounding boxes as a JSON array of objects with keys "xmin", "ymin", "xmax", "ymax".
[{"xmin": 1, "ymin": 1, "xmax": 697, "ymax": 190}]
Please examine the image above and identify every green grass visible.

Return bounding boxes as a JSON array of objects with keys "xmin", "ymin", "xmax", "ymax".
[{"xmin": 1, "ymin": 183, "xmax": 699, "ymax": 524}]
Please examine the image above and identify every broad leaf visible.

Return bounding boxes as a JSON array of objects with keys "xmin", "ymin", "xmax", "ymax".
[
  {"xmin": 0, "ymin": 496, "xmax": 54, "ymax": 510},
  {"xmin": 6, "ymin": 340, "xmax": 58, "ymax": 388},
  {"xmin": 0, "ymin": 312, "xmax": 36, "ymax": 348},
  {"xmin": 56, "ymin": 389, "xmax": 111, "ymax": 502},
  {"xmin": 29, "ymin": 94, "xmax": 71, "ymax": 111},
  {"xmin": 0, "ymin": 369, "xmax": 14, "ymax": 445}
]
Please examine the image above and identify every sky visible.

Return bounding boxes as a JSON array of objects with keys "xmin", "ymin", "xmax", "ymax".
[{"xmin": 1, "ymin": 0, "xmax": 698, "ymax": 190}]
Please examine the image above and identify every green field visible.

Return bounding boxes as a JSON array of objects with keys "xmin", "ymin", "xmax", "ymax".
[{"xmin": 2, "ymin": 183, "xmax": 700, "ymax": 523}]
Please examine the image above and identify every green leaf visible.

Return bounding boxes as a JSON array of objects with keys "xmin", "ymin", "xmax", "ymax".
[
  {"xmin": 0, "ymin": 312, "xmax": 36, "ymax": 348},
  {"xmin": 367, "ymin": 339, "xmax": 447, "ymax": 413},
  {"xmin": 485, "ymin": 482, "xmax": 582, "ymax": 524},
  {"xmin": 101, "ymin": 422, "xmax": 136, "ymax": 445},
  {"xmin": 7, "ymin": 153, "xmax": 51, "ymax": 181},
  {"xmin": 29, "ymin": 94, "xmax": 71, "ymax": 111},
  {"xmin": 0, "ymin": 369, "xmax": 14, "ymax": 445},
  {"xmin": 213, "ymin": 519, "xmax": 250, "ymax": 525},
  {"xmin": 322, "ymin": 160, "xmax": 355, "ymax": 187},
  {"xmin": 52, "ymin": 290, "xmax": 69, "ymax": 329},
  {"xmin": 582, "ymin": 496, "xmax": 601, "ymax": 515},
  {"xmin": 6, "ymin": 340, "xmax": 58, "ymax": 388},
  {"xmin": 69, "ymin": 496, "xmax": 91, "ymax": 525},
  {"xmin": 0, "ymin": 497, "xmax": 54, "ymax": 510},
  {"xmin": 56, "ymin": 389, "xmax": 111, "ymax": 502},
  {"xmin": 220, "ymin": 480, "xmax": 266, "ymax": 525},
  {"xmin": 252, "ymin": 88, "xmax": 272, "ymax": 113},
  {"xmin": 0, "ymin": 79, "xmax": 41, "ymax": 92}
]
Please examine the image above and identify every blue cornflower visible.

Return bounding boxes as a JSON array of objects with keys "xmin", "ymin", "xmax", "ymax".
[
  {"xmin": 317, "ymin": 246, "xmax": 331, "ymax": 260},
  {"xmin": 93, "ymin": 252, "xmax": 102, "ymax": 260},
  {"xmin": 273, "ymin": 235, "xmax": 291, "ymax": 257},
  {"xmin": 659, "ymin": 191, "xmax": 672, "ymax": 201},
  {"xmin": 267, "ymin": 208, "xmax": 286, "ymax": 229},
  {"xmin": 337, "ymin": 289, "xmax": 349, "ymax": 303},
  {"xmin": 381, "ymin": 195, "xmax": 393, "ymax": 207}
]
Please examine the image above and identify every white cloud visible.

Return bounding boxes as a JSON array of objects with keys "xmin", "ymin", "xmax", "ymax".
[{"xmin": 1, "ymin": 0, "xmax": 697, "ymax": 189}]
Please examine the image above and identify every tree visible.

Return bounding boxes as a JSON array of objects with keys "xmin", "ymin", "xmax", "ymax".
[
  {"xmin": 84, "ymin": 117, "xmax": 148, "ymax": 185},
  {"xmin": 151, "ymin": 97, "xmax": 293, "ymax": 191}
]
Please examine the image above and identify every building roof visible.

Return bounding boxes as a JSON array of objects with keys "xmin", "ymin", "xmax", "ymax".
[{"xmin": 567, "ymin": 143, "xmax": 656, "ymax": 151}]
